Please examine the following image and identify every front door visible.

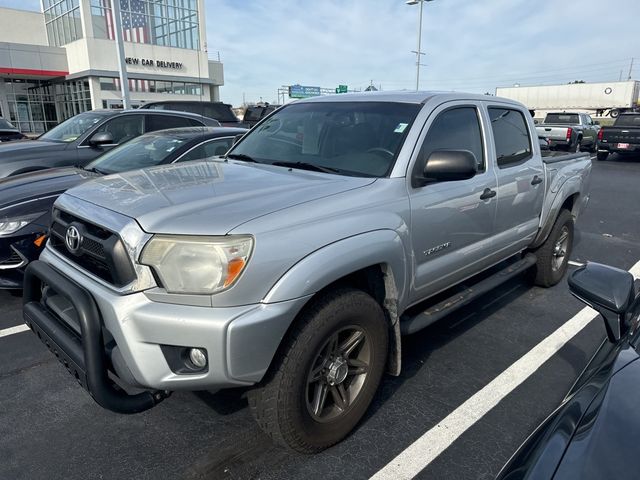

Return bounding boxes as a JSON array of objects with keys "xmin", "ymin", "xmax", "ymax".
[{"xmin": 408, "ymin": 102, "xmax": 498, "ymax": 304}]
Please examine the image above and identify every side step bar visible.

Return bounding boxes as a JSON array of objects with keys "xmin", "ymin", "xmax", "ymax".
[{"xmin": 400, "ymin": 254, "xmax": 537, "ymax": 335}]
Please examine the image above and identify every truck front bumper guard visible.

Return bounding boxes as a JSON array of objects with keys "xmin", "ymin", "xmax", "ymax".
[{"xmin": 22, "ymin": 260, "xmax": 169, "ymax": 414}]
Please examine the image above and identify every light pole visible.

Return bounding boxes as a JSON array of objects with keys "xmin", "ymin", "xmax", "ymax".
[{"xmin": 406, "ymin": 0, "xmax": 434, "ymax": 91}]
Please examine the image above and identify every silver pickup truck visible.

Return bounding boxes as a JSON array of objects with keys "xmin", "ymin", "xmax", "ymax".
[
  {"xmin": 22, "ymin": 92, "xmax": 591, "ymax": 453},
  {"xmin": 536, "ymin": 112, "xmax": 599, "ymax": 152}
]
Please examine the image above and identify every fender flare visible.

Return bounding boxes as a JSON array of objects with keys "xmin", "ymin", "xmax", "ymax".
[
  {"xmin": 263, "ymin": 229, "xmax": 408, "ymax": 304},
  {"xmin": 533, "ymin": 182, "xmax": 581, "ymax": 248}
]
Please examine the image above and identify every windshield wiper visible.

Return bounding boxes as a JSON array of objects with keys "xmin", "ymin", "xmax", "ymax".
[
  {"xmin": 226, "ymin": 153, "xmax": 260, "ymax": 163},
  {"xmin": 271, "ymin": 161, "xmax": 340, "ymax": 174}
]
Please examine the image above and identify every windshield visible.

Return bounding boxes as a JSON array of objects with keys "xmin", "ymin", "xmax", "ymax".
[
  {"xmin": 86, "ymin": 133, "xmax": 189, "ymax": 174},
  {"xmin": 614, "ymin": 114, "xmax": 640, "ymax": 127},
  {"xmin": 0, "ymin": 118, "xmax": 16, "ymax": 130},
  {"xmin": 40, "ymin": 112, "xmax": 105, "ymax": 143},
  {"xmin": 544, "ymin": 113, "xmax": 579, "ymax": 125},
  {"xmin": 229, "ymin": 102, "xmax": 421, "ymax": 177}
]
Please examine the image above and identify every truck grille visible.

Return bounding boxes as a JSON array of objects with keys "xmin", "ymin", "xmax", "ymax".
[{"xmin": 49, "ymin": 209, "xmax": 136, "ymax": 287}]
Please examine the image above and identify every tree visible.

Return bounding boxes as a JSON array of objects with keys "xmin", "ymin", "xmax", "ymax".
[{"xmin": 568, "ymin": 80, "xmax": 586, "ymax": 84}]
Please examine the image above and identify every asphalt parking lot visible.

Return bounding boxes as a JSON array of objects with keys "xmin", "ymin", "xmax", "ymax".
[{"xmin": 1, "ymin": 153, "xmax": 639, "ymax": 480}]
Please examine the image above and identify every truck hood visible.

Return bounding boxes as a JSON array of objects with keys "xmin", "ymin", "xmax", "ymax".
[{"xmin": 64, "ymin": 160, "xmax": 376, "ymax": 235}]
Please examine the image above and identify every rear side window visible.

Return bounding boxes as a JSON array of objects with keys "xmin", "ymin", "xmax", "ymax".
[
  {"xmin": 145, "ymin": 114, "xmax": 203, "ymax": 132},
  {"xmin": 177, "ymin": 137, "xmax": 235, "ymax": 162},
  {"xmin": 418, "ymin": 106, "xmax": 485, "ymax": 172},
  {"xmin": 488, "ymin": 108, "xmax": 532, "ymax": 167},
  {"xmin": 544, "ymin": 113, "xmax": 579, "ymax": 125}
]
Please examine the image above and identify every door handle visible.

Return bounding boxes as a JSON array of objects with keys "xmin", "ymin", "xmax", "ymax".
[
  {"xmin": 531, "ymin": 175, "xmax": 543, "ymax": 185},
  {"xmin": 479, "ymin": 188, "xmax": 496, "ymax": 200}
]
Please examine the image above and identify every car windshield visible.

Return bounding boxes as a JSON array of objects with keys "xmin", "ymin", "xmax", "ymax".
[
  {"xmin": 229, "ymin": 101, "xmax": 421, "ymax": 177},
  {"xmin": 0, "ymin": 118, "xmax": 16, "ymax": 130},
  {"xmin": 40, "ymin": 112, "xmax": 105, "ymax": 143},
  {"xmin": 86, "ymin": 133, "xmax": 190, "ymax": 174},
  {"xmin": 544, "ymin": 113, "xmax": 579, "ymax": 125}
]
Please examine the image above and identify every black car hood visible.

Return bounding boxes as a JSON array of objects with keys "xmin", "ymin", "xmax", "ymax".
[
  {"xmin": 0, "ymin": 140, "xmax": 67, "ymax": 160},
  {"xmin": 0, "ymin": 167, "xmax": 97, "ymax": 211}
]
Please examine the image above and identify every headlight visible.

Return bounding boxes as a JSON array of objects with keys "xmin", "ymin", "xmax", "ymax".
[
  {"xmin": 140, "ymin": 235, "xmax": 253, "ymax": 295},
  {"xmin": 0, "ymin": 212, "xmax": 43, "ymax": 237}
]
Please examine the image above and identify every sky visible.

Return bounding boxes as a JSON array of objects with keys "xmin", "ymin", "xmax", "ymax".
[{"xmin": 1, "ymin": 0, "xmax": 639, "ymax": 106}]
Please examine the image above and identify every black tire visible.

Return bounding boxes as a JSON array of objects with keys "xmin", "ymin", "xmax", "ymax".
[
  {"xmin": 248, "ymin": 288, "xmax": 389, "ymax": 453},
  {"xmin": 596, "ymin": 151, "xmax": 609, "ymax": 161},
  {"xmin": 532, "ymin": 209, "xmax": 574, "ymax": 287},
  {"xmin": 574, "ymin": 137, "xmax": 582, "ymax": 152}
]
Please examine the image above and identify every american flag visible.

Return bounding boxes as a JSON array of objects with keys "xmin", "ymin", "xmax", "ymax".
[
  {"xmin": 103, "ymin": 0, "xmax": 148, "ymax": 44},
  {"xmin": 103, "ymin": 0, "xmax": 150, "ymax": 92}
]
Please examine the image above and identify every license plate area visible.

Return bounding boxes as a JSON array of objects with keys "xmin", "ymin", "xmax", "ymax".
[{"xmin": 618, "ymin": 143, "xmax": 630, "ymax": 149}]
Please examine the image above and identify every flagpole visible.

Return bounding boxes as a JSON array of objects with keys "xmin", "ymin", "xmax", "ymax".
[{"xmin": 110, "ymin": 0, "xmax": 131, "ymax": 109}]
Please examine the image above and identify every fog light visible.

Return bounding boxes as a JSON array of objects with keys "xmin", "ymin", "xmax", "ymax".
[{"xmin": 189, "ymin": 348, "xmax": 207, "ymax": 368}]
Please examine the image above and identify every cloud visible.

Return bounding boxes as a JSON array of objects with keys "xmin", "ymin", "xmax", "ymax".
[{"xmin": 206, "ymin": 0, "xmax": 640, "ymax": 105}]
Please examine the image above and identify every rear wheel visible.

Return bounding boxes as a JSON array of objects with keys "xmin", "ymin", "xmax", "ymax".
[
  {"xmin": 248, "ymin": 288, "xmax": 389, "ymax": 453},
  {"xmin": 532, "ymin": 209, "xmax": 574, "ymax": 287},
  {"xmin": 574, "ymin": 137, "xmax": 582, "ymax": 152},
  {"xmin": 596, "ymin": 151, "xmax": 609, "ymax": 161}
]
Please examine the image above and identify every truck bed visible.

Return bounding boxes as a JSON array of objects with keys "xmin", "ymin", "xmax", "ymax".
[{"xmin": 541, "ymin": 151, "xmax": 589, "ymax": 164}]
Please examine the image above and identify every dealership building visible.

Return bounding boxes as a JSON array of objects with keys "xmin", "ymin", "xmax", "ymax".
[{"xmin": 0, "ymin": 1, "xmax": 224, "ymax": 134}]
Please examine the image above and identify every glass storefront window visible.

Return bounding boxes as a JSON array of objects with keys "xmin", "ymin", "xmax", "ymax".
[
  {"xmin": 4, "ymin": 79, "xmax": 58, "ymax": 134},
  {"xmin": 90, "ymin": 0, "xmax": 200, "ymax": 50},
  {"xmin": 98, "ymin": 77, "xmax": 204, "ymax": 96},
  {"xmin": 44, "ymin": 0, "xmax": 82, "ymax": 47}
]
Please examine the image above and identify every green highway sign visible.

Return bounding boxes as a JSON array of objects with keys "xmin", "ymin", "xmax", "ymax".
[{"xmin": 335, "ymin": 85, "xmax": 348, "ymax": 94}]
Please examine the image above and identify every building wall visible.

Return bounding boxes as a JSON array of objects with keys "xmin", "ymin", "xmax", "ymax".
[{"xmin": 0, "ymin": 8, "xmax": 47, "ymax": 45}]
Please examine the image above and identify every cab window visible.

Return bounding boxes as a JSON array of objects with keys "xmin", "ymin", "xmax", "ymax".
[
  {"xmin": 488, "ymin": 108, "xmax": 532, "ymax": 167},
  {"xmin": 417, "ymin": 106, "xmax": 485, "ymax": 174}
]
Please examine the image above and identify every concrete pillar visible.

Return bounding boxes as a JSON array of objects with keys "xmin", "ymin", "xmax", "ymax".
[
  {"xmin": 88, "ymin": 76, "xmax": 102, "ymax": 110},
  {"xmin": 79, "ymin": 0, "xmax": 94, "ymax": 39}
]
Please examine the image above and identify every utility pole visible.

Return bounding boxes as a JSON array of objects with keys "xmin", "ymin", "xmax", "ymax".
[
  {"xmin": 628, "ymin": 58, "xmax": 634, "ymax": 80},
  {"xmin": 406, "ymin": 0, "xmax": 434, "ymax": 91},
  {"xmin": 111, "ymin": 0, "xmax": 131, "ymax": 109}
]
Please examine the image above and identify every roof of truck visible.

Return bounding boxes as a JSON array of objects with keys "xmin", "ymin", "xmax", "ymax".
[{"xmin": 297, "ymin": 90, "xmax": 524, "ymax": 106}]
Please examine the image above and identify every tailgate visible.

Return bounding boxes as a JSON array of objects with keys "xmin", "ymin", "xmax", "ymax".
[
  {"xmin": 602, "ymin": 127, "xmax": 640, "ymax": 144},
  {"xmin": 536, "ymin": 125, "xmax": 569, "ymax": 140}
]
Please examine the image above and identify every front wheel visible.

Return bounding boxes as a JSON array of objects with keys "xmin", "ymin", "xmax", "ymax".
[
  {"xmin": 532, "ymin": 209, "xmax": 574, "ymax": 287},
  {"xmin": 248, "ymin": 288, "xmax": 389, "ymax": 453}
]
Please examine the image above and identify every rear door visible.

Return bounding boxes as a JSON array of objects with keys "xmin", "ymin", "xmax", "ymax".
[
  {"xmin": 408, "ymin": 101, "xmax": 499, "ymax": 303},
  {"xmin": 145, "ymin": 114, "xmax": 204, "ymax": 132},
  {"xmin": 487, "ymin": 105, "xmax": 544, "ymax": 257}
]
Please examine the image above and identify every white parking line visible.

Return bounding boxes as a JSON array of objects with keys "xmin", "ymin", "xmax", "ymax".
[
  {"xmin": 0, "ymin": 324, "xmax": 29, "ymax": 339},
  {"xmin": 371, "ymin": 259, "xmax": 640, "ymax": 480}
]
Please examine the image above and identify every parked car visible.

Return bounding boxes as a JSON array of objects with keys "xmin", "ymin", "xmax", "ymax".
[
  {"xmin": 498, "ymin": 262, "xmax": 640, "ymax": 480},
  {"xmin": 596, "ymin": 112, "xmax": 640, "ymax": 161},
  {"xmin": 242, "ymin": 104, "xmax": 280, "ymax": 128},
  {"xmin": 0, "ymin": 109, "xmax": 220, "ymax": 178},
  {"xmin": 0, "ymin": 126, "xmax": 245, "ymax": 289},
  {"xmin": 23, "ymin": 92, "xmax": 591, "ymax": 453},
  {"xmin": 536, "ymin": 112, "xmax": 599, "ymax": 152},
  {"xmin": 0, "ymin": 118, "xmax": 25, "ymax": 143},
  {"xmin": 140, "ymin": 100, "xmax": 243, "ymax": 127}
]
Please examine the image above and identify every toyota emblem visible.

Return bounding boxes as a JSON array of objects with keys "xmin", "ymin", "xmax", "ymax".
[{"xmin": 65, "ymin": 225, "xmax": 82, "ymax": 254}]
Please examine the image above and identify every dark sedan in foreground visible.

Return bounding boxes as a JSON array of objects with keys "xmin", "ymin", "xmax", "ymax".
[
  {"xmin": 498, "ymin": 262, "xmax": 640, "ymax": 480},
  {"xmin": 0, "ymin": 126, "xmax": 246, "ymax": 289}
]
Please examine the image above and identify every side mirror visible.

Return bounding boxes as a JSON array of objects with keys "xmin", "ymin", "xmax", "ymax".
[
  {"xmin": 89, "ymin": 132, "xmax": 114, "ymax": 146},
  {"xmin": 568, "ymin": 262, "xmax": 636, "ymax": 342},
  {"xmin": 233, "ymin": 133, "xmax": 245, "ymax": 145},
  {"xmin": 413, "ymin": 150, "xmax": 478, "ymax": 187}
]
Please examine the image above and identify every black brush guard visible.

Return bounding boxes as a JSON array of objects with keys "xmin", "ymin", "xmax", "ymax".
[{"xmin": 23, "ymin": 260, "xmax": 168, "ymax": 414}]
